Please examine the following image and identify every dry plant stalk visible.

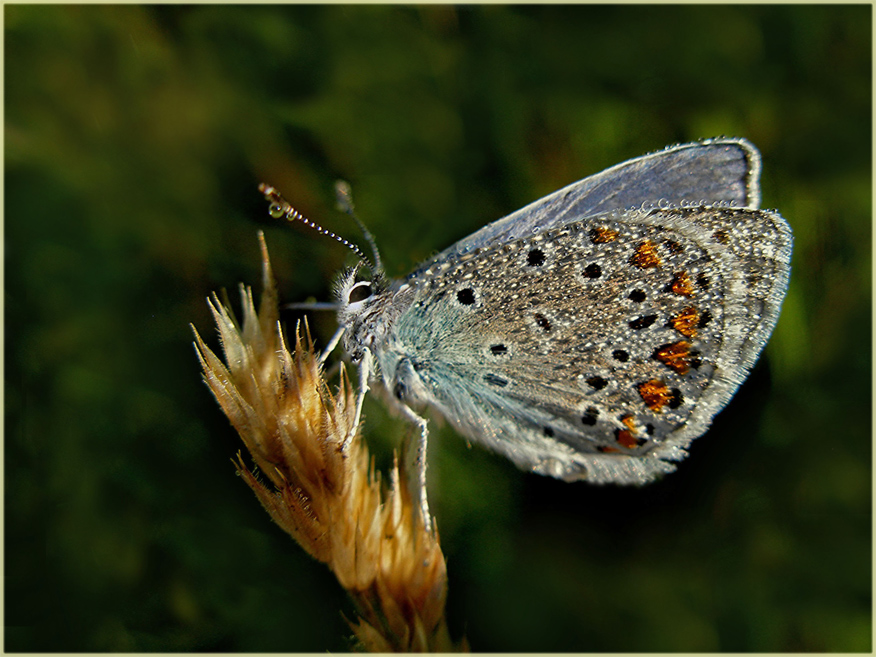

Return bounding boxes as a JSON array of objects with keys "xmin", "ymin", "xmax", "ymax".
[{"xmin": 192, "ymin": 233, "xmax": 459, "ymax": 652}]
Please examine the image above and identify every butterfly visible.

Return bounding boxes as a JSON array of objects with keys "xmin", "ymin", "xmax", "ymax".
[{"xmin": 262, "ymin": 137, "xmax": 792, "ymax": 493}]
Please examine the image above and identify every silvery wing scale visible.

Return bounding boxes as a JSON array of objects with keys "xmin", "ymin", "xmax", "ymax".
[{"xmin": 306, "ymin": 137, "xmax": 792, "ymax": 486}]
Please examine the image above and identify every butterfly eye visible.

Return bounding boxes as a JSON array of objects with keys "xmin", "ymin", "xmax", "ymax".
[{"xmin": 348, "ymin": 281, "xmax": 373, "ymax": 304}]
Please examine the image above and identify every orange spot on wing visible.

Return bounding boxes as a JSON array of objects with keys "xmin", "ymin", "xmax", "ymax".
[
  {"xmin": 590, "ymin": 226, "xmax": 619, "ymax": 243},
  {"xmin": 671, "ymin": 307, "xmax": 699, "ymax": 338},
  {"xmin": 654, "ymin": 341, "xmax": 692, "ymax": 375},
  {"xmin": 638, "ymin": 379, "xmax": 672, "ymax": 412},
  {"xmin": 669, "ymin": 271, "xmax": 694, "ymax": 297},
  {"xmin": 630, "ymin": 240, "xmax": 662, "ymax": 268},
  {"xmin": 616, "ymin": 430, "xmax": 639, "ymax": 449}
]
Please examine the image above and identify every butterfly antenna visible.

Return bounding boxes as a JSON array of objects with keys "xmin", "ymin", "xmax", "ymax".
[
  {"xmin": 334, "ymin": 180, "xmax": 383, "ymax": 274},
  {"xmin": 259, "ymin": 183, "xmax": 373, "ymax": 269}
]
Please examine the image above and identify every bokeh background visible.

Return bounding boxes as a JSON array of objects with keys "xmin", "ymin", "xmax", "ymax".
[{"xmin": 6, "ymin": 5, "xmax": 871, "ymax": 652}]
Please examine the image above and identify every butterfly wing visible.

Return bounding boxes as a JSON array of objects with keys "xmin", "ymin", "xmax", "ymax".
[
  {"xmin": 379, "ymin": 203, "xmax": 791, "ymax": 484},
  {"xmin": 422, "ymin": 138, "xmax": 762, "ymax": 269}
]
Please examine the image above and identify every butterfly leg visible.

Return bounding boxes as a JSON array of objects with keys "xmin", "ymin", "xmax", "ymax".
[
  {"xmin": 349, "ymin": 349, "xmax": 432, "ymax": 531},
  {"xmin": 348, "ymin": 348, "xmax": 374, "ymax": 450},
  {"xmin": 319, "ymin": 325, "xmax": 346, "ymax": 365},
  {"xmin": 395, "ymin": 402, "xmax": 432, "ymax": 533}
]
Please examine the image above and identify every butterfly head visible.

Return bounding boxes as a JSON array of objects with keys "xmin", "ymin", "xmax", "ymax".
[
  {"xmin": 260, "ymin": 182, "xmax": 394, "ymax": 364},
  {"xmin": 335, "ymin": 262, "xmax": 392, "ymax": 363}
]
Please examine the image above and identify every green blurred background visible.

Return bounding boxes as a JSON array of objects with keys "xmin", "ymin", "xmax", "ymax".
[{"xmin": 6, "ymin": 5, "xmax": 871, "ymax": 652}]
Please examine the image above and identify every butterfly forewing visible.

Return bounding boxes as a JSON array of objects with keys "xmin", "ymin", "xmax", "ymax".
[{"xmin": 424, "ymin": 138, "xmax": 762, "ymax": 267}]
